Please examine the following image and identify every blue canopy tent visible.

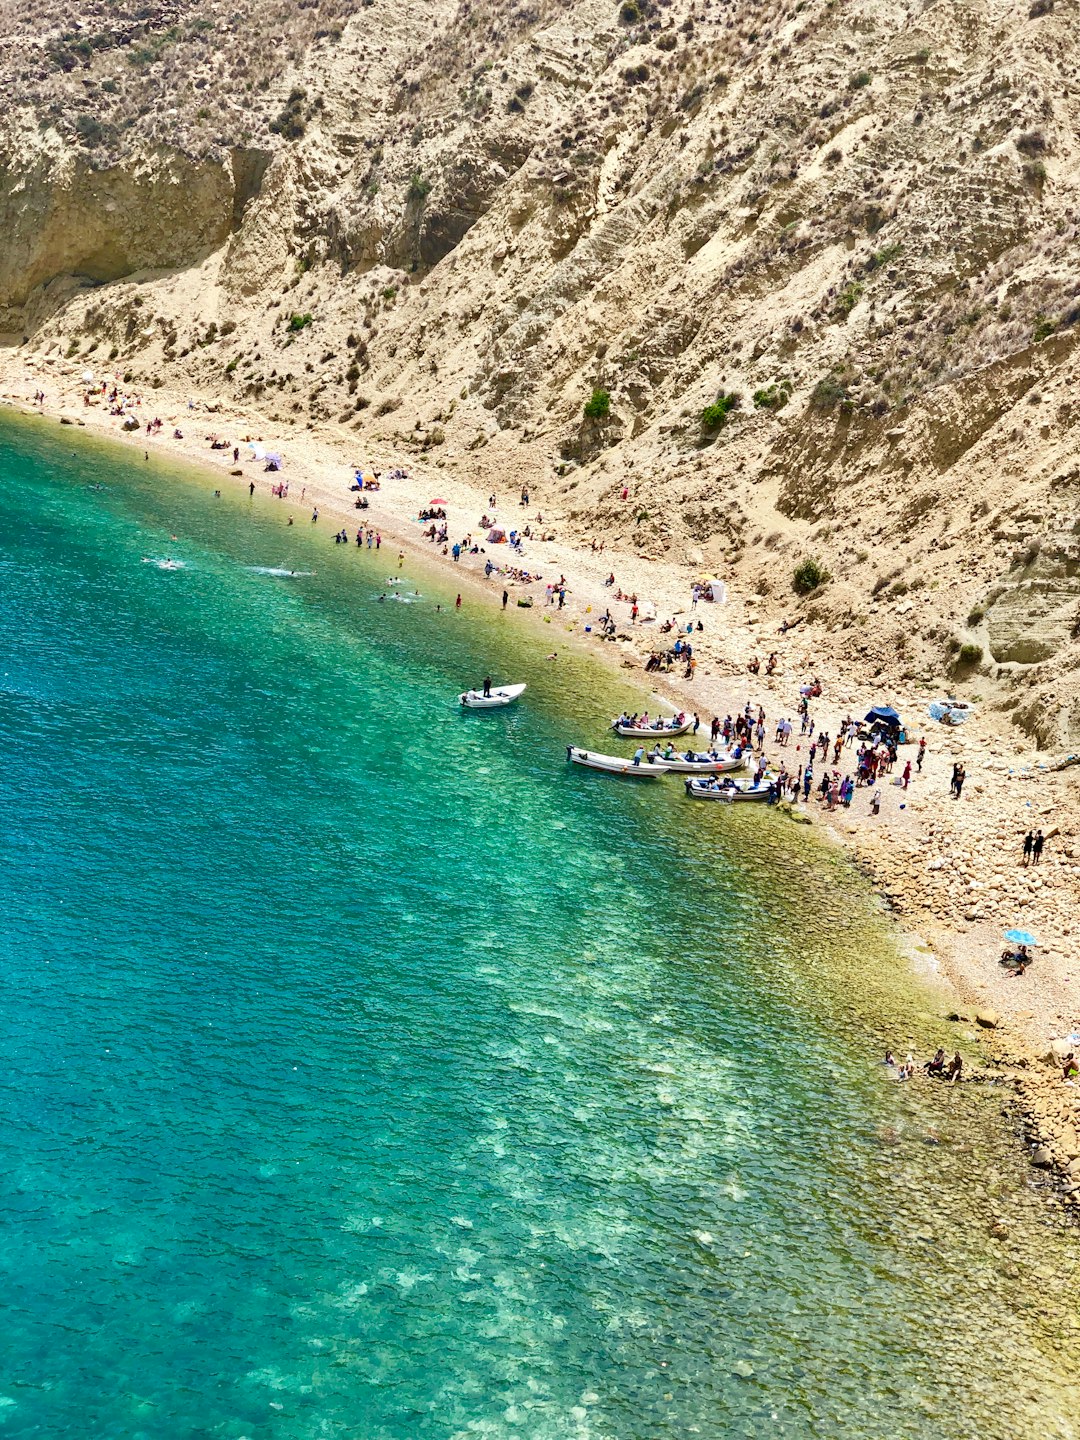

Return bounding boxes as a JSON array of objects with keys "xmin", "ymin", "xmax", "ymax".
[{"xmin": 865, "ymin": 705, "xmax": 901, "ymax": 729}]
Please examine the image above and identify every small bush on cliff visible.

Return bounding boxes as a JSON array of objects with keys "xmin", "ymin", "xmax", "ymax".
[
  {"xmin": 584, "ymin": 388, "xmax": 611, "ymax": 420},
  {"xmin": 753, "ymin": 379, "xmax": 792, "ymax": 410},
  {"xmin": 407, "ymin": 173, "xmax": 432, "ymax": 202},
  {"xmin": 701, "ymin": 392, "xmax": 739, "ymax": 430},
  {"xmin": 832, "ymin": 282, "xmax": 863, "ymax": 321},
  {"xmin": 810, "ymin": 371, "xmax": 853, "ymax": 411},
  {"xmin": 288, "ymin": 312, "xmax": 313, "ymax": 332},
  {"xmin": 270, "ymin": 88, "xmax": 307, "ymax": 141},
  {"xmin": 793, "ymin": 557, "xmax": 831, "ymax": 595},
  {"xmin": 956, "ymin": 642, "xmax": 983, "ymax": 666}
]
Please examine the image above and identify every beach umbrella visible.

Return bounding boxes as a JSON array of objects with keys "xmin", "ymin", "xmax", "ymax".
[
  {"xmin": 430, "ymin": 498, "xmax": 448, "ymax": 505},
  {"xmin": 1004, "ymin": 928, "xmax": 1038, "ymax": 948}
]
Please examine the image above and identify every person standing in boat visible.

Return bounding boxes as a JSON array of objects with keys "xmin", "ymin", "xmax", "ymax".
[
  {"xmin": 483, "ymin": 676, "xmax": 492, "ymax": 698},
  {"xmin": 632, "ymin": 746, "xmax": 645, "ymax": 766}
]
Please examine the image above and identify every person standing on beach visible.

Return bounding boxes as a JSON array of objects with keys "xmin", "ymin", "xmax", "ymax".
[
  {"xmin": 1033, "ymin": 829, "xmax": 1045, "ymax": 864},
  {"xmin": 953, "ymin": 764, "xmax": 966, "ymax": 799},
  {"xmin": 455, "ymin": 593, "xmax": 462, "ymax": 609},
  {"xmin": 502, "ymin": 590, "xmax": 509, "ymax": 609},
  {"xmin": 248, "ymin": 480, "xmax": 255, "ymax": 497},
  {"xmin": 311, "ymin": 507, "xmax": 318, "ymax": 523},
  {"xmin": 1022, "ymin": 830, "xmax": 1034, "ymax": 865},
  {"xmin": 902, "ymin": 760, "xmax": 912, "ymax": 789},
  {"xmin": 917, "ymin": 737, "xmax": 927, "ymax": 771}
]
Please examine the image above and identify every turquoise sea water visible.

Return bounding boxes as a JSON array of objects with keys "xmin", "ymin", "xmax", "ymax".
[{"xmin": 1, "ymin": 410, "xmax": 1078, "ymax": 1439}]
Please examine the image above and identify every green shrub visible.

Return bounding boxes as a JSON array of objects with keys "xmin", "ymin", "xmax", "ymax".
[
  {"xmin": 287, "ymin": 312, "xmax": 313, "ymax": 332},
  {"xmin": 270, "ymin": 88, "xmax": 307, "ymax": 141},
  {"xmin": 701, "ymin": 392, "xmax": 739, "ymax": 429},
  {"xmin": 793, "ymin": 556, "xmax": 831, "ymax": 594},
  {"xmin": 967, "ymin": 605, "xmax": 985, "ymax": 625},
  {"xmin": 957, "ymin": 642, "xmax": 983, "ymax": 666},
  {"xmin": 74, "ymin": 113, "xmax": 107, "ymax": 147},
  {"xmin": 584, "ymin": 388, "xmax": 611, "ymax": 420},
  {"xmin": 407, "ymin": 172, "xmax": 432, "ymax": 201},
  {"xmin": 810, "ymin": 372, "xmax": 851, "ymax": 410},
  {"xmin": 832, "ymin": 282, "xmax": 864, "ymax": 320},
  {"xmin": 848, "ymin": 71, "xmax": 872, "ymax": 89},
  {"xmin": 866, "ymin": 242, "xmax": 902, "ymax": 272},
  {"xmin": 225, "ymin": 358, "xmax": 239, "ymax": 375},
  {"xmin": 1033, "ymin": 315, "xmax": 1056, "ymax": 342},
  {"xmin": 752, "ymin": 379, "xmax": 793, "ymax": 410}
]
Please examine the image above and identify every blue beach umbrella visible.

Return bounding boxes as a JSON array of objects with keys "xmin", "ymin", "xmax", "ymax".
[{"xmin": 1004, "ymin": 928, "xmax": 1038, "ymax": 948}]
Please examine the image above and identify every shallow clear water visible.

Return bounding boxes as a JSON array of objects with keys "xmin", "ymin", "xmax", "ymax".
[{"xmin": 1, "ymin": 411, "xmax": 1078, "ymax": 1439}]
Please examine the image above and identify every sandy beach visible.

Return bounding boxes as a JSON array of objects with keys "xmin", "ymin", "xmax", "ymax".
[{"xmin": 4, "ymin": 351, "xmax": 1079, "ymax": 1203}]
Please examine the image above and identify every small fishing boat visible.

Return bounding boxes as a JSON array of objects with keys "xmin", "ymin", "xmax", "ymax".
[
  {"xmin": 611, "ymin": 716, "xmax": 692, "ymax": 739},
  {"xmin": 460, "ymin": 682, "xmax": 527, "ymax": 708},
  {"xmin": 646, "ymin": 750, "xmax": 745, "ymax": 774},
  {"xmin": 684, "ymin": 777, "xmax": 772, "ymax": 803},
  {"xmin": 567, "ymin": 747, "xmax": 670, "ymax": 776}
]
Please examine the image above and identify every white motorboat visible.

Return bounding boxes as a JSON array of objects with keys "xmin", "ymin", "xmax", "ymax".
[
  {"xmin": 684, "ymin": 777, "xmax": 772, "ymax": 802},
  {"xmin": 460, "ymin": 682, "xmax": 527, "ymax": 708},
  {"xmin": 611, "ymin": 716, "xmax": 693, "ymax": 739},
  {"xmin": 567, "ymin": 746, "xmax": 670, "ymax": 776},
  {"xmin": 645, "ymin": 750, "xmax": 745, "ymax": 774}
]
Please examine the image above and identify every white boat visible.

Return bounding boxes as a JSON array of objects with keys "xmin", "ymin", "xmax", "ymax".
[
  {"xmin": 684, "ymin": 777, "xmax": 772, "ymax": 803},
  {"xmin": 460, "ymin": 682, "xmax": 527, "ymax": 708},
  {"xmin": 567, "ymin": 746, "xmax": 670, "ymax": 777},
  {"xmin": 612, "ymin": 716, "xmax": 693, "ymax": 738},
  {"xmin": 645, "ymin": 750, "xmax": 745, "ymax": 774}
]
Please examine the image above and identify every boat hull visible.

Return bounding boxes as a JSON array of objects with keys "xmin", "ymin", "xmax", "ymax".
[
  {"xmin": 684, "ymin": 778, "xmax": 771, "ymax": 802},
  {"xmin": 567, "ymin": 747, "xmax": 669, "ymax": 777},
  {"xmin": 647, "ymin": 753, "xmax": 744, "ymax": 774},
  {"xmin": 612, "ymin": 720, "xmax": 692, "ymax": 738},
  {"xmin": 461, "ymin": 683, "xmax": 527, "ymax": 708}
]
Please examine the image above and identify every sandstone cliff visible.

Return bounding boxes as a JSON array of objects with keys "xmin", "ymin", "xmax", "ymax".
[{"xmin": 3, "ymin": 0, "xmax": 1080, "ymax": 742}]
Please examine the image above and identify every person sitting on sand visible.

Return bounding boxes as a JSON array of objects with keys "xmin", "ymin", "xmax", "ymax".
[
  {"xmin": 926, "ymin": 1048, "xmax": 946, "ymax": 1076},
  {"xmin": 946, "ymin": 1052, "xmax": 963, "ymax": 1083},
  {"xmin": 1063, "ymin": 1053, "xmax": 1078, "ymax": 1082}
]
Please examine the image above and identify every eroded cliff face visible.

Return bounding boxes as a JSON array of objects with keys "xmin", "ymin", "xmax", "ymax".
[
  {"xmin": 5, "ymin": 0, "xmax": 1080, "ymax": 743},
  {"xmin": 0, "ymin": 131, "xmax": 270, "ymax": 320}
]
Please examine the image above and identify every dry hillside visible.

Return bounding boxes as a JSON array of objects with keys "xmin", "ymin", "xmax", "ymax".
[{"xmin": 3, "ymin": 0, "xmax": 1080, "ymax": 744}]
